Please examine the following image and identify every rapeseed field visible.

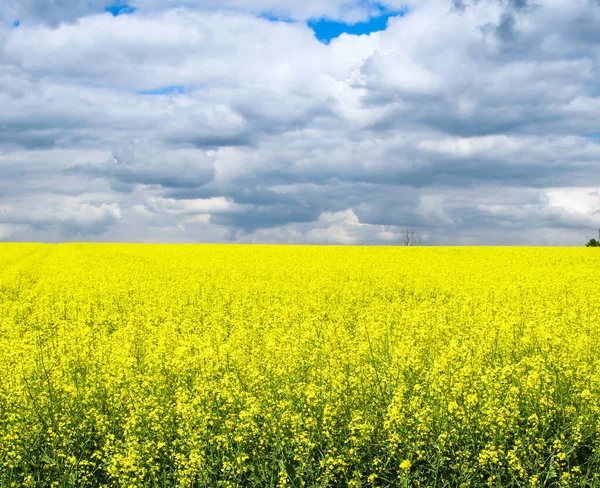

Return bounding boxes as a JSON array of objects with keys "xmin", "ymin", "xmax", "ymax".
[{"xmin": 1, "ymin": 244, "xmax": 600, "ymax": 487}]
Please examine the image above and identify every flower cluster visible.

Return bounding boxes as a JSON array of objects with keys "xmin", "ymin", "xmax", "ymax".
[{"xmin": 1, "ymin": 244, "xmax": 600, "ymax": 486}]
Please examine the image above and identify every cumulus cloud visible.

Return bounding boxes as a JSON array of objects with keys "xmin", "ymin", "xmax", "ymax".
[
  {"xmin": 85, "ymin": 143, "xmax": 216, "ymax": 191},
  {"xmin": 0, "ymin": 200, "xmax": 122, "ymax": 237},
  {"xmin": 1, "ymin": 0, "xmax": 600, "ymax": 244},
  {"xmin": 1, "ymin": 0, "xmax": 416, "ymax": 25}
]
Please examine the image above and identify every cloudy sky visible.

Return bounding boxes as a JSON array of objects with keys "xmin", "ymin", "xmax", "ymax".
[{"xmin": 1, "ymin": 0, "xmax": 599, "ymax": 245}]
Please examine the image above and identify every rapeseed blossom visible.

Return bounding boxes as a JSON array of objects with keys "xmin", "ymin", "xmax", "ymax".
[{"xmin": 1, "ymin": 244, "xmax": 600, "ymax": 486}]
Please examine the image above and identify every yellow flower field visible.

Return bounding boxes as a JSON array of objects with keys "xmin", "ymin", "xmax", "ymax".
[{"xmin": 1, "ymin": 244, "xmax": 600, "ymax": 487}]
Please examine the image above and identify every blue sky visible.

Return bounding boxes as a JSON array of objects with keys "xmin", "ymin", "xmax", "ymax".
[
  {"xmin": 1, "ymin": 0, "xmax": 600, "ymax": 245},
  {"xmin": 105, "ymin": 4, "xmax": 137, "ymax": 16},
  {"xmin": 138, "ymin": 85, "xmax": 186, "ymax": 96},
  {"xmin": 259, "ymin": 4, "xmax": 410, "ymax": 43},
  {"xmin": 308, "ymin": 7, "xmax": 409, "ymax": 43},
  {"xmin": 103, "ymin": 2, "xmax": 406, "ymax": 43}
]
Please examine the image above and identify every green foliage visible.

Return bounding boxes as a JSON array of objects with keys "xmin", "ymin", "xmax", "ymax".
[
  {"xmin": 586, "ymin": 238, "xmax": 600, "ymax": 247},
  {"xmin": 586, "ymin": 229, "xmax": 600, "ymax": 247}
]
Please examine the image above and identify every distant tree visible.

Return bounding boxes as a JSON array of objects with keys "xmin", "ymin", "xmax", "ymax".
[
  {"xmin": 586, "ymin": 228, "xmax": 600, "ymax": 247},
  {"xmin": 400, "ymin": 227, "xmax": 420, "ymax": 246}
]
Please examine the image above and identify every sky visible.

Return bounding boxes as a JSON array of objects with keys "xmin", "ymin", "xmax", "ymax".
[{"xmin": 0, "ymin": 0, "xmax": 599, "ymax": 245}]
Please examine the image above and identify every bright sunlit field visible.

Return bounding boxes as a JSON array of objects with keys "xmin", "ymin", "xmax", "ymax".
[{"xmin": 2, "ymin": 244, "xmax": 600, "ymax": 487}]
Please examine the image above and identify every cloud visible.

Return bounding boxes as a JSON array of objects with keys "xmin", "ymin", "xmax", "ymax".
[
  {"xmin": 545, "ymin": 188, "xmax": 600, "ymax": 220},
  {"xmin": 145, "ymin": 196, "xmax": 244, "ymax": 215},
  {"xmin": 0, "ymin": 200, "xmax": 122, "ymax": 237},
  {"xmin": 241, "ymin": 208, "xmax": 398, "ymax": 245},
  {"xmin": 1, "ymin": 0, "xmax": 418, "ymax": 25},
  {"xmin": 1, "ymin": 0, "xmax": 600, "ymax": 244},
  {"xmin": 0, "ymin": 224, "xmax": 19, "ymax": 240},
  {"xmin": 83, "ymin": 143, "xmax": 216, "ymax": 190},
  {"xmin": 308, "ymin": 7, "xmax": 408, "ymax": 43}
]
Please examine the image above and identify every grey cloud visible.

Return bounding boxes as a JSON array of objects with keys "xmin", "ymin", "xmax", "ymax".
[
  {"xmin": 1, "ymin": 13, "xmax": 333, "ymax": 150},
  {"xmin": 165, "ymin": 133, "xmax": 254, "ymax": 149},
  {"xmin": 1, "ymin": 0, "xmax": 108, "ymax": 26},
  {"xmin": 495, "ymin": 12, "xmax": 516, "ymax": 42},
  {"xmin": 2, "ymin": 0, "xmax": 600, "ymax": 245},
  {"xmin": 132, "ymin": 129, "xmax": 600, "ymax": 240},
  {"xmin": 0, "ymin": 129, "xmax": 64, "ymax": 150},
  {"xmin": 0, "ymin": 148, "xmax": 110, "ymax": 196},
  {"xmin": 509, "ymin": 0, "xmax": 528, "ymax": 8},
  {"xmin": 452, "ymin": 0, "xmax": 466, "ymax": 11},
  {"xmin": 210, "ymin": 204, "xmax": 321, "ymax": 231},
  {"xmin": 0, "ymin": 200, "xmax": 122, "ymax": 236},
  {"xmin": 80, "ymin": 143, "xmax": 216, "ymax": 189},
  {"xmin": 1, "ymin": 0, "xmax": 419, "ymax": 25},
  {"xmin": 427, "ymin": 186, "xmax": 600, "ymax": 236},
  {"xmin": 452, "ymin": 0, "xmax": 530, "ymax": 10},
  {"xmin": 235, "ymin": 209, "xmax": 375, "ymax": 245}
]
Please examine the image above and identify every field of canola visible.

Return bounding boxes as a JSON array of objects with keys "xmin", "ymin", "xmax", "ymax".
[{"xmin": 1, "ymin": 244, "xmax": 600, "ymax": 487}]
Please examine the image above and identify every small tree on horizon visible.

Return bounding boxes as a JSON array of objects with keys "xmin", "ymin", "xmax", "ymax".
[
  {"xmin": 586, "ymin": 228, "xmax": 600, "ymax": 247},
  {"xmin": 400, "ymin": 227, "xmax": 420, "ymax": 246}
]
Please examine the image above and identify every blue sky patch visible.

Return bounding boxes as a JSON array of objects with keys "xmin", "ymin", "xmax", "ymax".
[
  {"xmin": 308, "ymin": 6, "xmax": 408, "ymax": 44},
  {"xmin": 259, "ymin": 12, "xmax": 294, "ymax": 23},
  {"xmin": 105, "ymin": 4, "xmax": 137, "ymax": 17},
  {"xmin": 138, "ymin": 85, "xmax": 186, "ymax": 96}
]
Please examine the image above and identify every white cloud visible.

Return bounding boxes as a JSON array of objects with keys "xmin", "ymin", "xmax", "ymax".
[
  {"xmin": 1, "ymin": 0, "xmax": 419, "ymax": 25},
  {"xmin": 0, "ymin": 199, "xmax": 122, "ymax": 237},
  {"xmin": 2, "ymin": 0, "xmax": 600, "ymax": 244},
  {"xmin": 146, "ymin": 196, "xmax": 245, "ymax": 215},
  {"xmin": 546, "ymin": 188, "xmax": 600, "ymax": 217}
]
